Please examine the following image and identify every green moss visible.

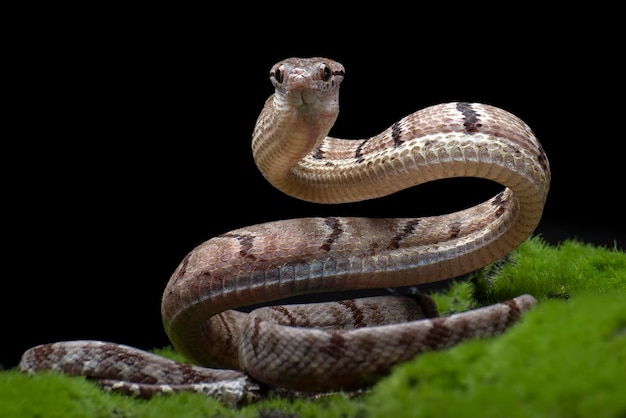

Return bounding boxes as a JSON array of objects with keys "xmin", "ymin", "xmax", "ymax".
[
  {"xmin": 472, "ymin": 236, "xmax": 626, "ymax": 303},
  {"xmin": 0, "ymin": 370, "xmax": 138, "ymax": 418},
  {"xmin": 365, "ymin": 291, "xmax": 626, "ymax": 418},
  {"xmin": 3, "ymin": 237, "xmax": 626, "ymax": 418},
  {"xmin": 429, "ymin": 279, "xmax": 475, "ymax": 315}
]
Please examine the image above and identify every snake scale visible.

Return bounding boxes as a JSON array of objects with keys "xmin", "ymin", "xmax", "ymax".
[{"xmin": 19, "ymin": 57, "xmax": 550, "ymax": 404}]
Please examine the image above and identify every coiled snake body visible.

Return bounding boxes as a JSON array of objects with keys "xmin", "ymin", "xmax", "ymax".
[{"xmin": 19, "ymin": 57, "xmax": 550, "ymax": 404}]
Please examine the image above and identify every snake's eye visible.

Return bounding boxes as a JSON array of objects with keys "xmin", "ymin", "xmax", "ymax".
[
  {"xmin": 320, "ymin": 64, "xmax": 331, "ymax": 82},
  {"xmin": 273, "ymin": 68, "xmax": 283, "ymax": 83}
]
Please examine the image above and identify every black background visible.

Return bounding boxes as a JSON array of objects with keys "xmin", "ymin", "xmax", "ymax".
[{"xmin": 4, "ymin": 10, "xmax": 623, "ymax": 370}]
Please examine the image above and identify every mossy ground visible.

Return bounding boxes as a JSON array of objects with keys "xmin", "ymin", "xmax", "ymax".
[{"xmin": 2, "ymin": 236, "xmax": 625, "ymax": 418}]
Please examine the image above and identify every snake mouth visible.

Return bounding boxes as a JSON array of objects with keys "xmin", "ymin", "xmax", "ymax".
[{"xmin": 286, "ymin": 88, "xmax": 322, "ymax": 108}]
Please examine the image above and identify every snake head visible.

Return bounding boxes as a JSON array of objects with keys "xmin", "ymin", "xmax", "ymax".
[{"xmin": 270, "ymin": 57, "xmax": 345, "ymax": 109}]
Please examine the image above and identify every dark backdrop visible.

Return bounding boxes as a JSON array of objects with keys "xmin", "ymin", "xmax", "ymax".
[{"xmin": 4, "ymin": 12, "xmax": 623, "ymax": 370}]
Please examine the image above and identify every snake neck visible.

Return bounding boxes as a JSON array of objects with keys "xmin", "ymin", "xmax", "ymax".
[
  {"xmin": 252, "ymin": 92, "xmax": 339, "ymax": 186},
  {"xmin": 251, "ymin": 58, "xmax": 344, "ymax": 201}
]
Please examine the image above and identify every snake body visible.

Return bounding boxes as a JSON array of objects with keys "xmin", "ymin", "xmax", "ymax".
[{"xmin": 19, "ymin": 57, "xmax": 550, "ymax": 402}]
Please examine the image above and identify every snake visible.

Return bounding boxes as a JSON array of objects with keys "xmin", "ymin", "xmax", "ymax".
[{"xmin": 19, "ymin": 57, "xmax": 550, "ymax": 404}]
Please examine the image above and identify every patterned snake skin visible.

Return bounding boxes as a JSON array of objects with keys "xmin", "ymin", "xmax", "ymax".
[{"xmin": 19, "ymin": 57, "xmax": 550, "ymax": 405}]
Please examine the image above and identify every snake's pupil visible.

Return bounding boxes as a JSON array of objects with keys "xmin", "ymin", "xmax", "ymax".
[
  {"xmin": 274, "ymin": 69, "xmax": 283, "ymax": 83},
  {"xmin": 321, "ymin": 65, "xmax": 331, "ymax": 81}
]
